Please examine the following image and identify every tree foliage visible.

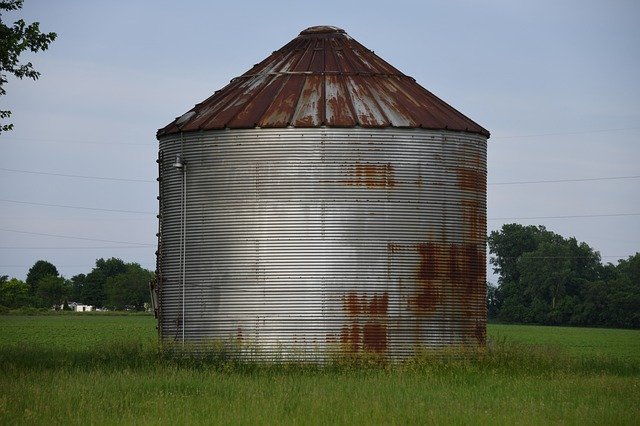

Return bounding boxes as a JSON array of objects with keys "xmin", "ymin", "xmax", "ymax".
[
  {"xmin": 80, "ymin": 258, "xmax": 128, "ymax": 307},
  {"xmin": 105, "ymin": 263, "xmax": 153, "ymax": 311},
  {"xmin": 69, "ymin": 273, "xmax": 85, "ymax": 302},
  {"xmin": 0, "ymin": 277, "xmax": 30, "ymax": 307},
  {"xmin": 67, "ymin": 258, "xmax": 152, "ymax": 310},
  {"xmin": 2, "ymin": 258, "xmax": 153, "ymax": 311},
  {"xmin": 25, "ymin": 259, "xmax": 58, "ymax": 294},
  {"xmin": 36, "ymin": 275, "xmax": 69, "ymax": 309},
  {"xmin": 0, "ymin": 0, "xmax": 56, "ymax": 132},
  {"xmin": 488, "ymin": 224, "xmax": 640, "ymax": 328}
]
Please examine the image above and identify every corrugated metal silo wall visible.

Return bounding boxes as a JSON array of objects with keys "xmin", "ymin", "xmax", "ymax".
[{"xmin": 157, "ymin": 128, "xmax": 486, "ymax": 360}]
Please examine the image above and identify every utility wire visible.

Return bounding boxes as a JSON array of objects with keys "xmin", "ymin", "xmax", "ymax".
[
  {"xmin": 489, "ymin": 175, "xmax": 640, "ymax": 185},
  {"xmin": 491, "ymin": 127, "xmax": 640, "ymax": 140},
  {"xmin": 2, "ymin": 198, "xmax": 639, "ymax": 221},
  {"xmin": 0, "ymin": 199, "xmax": 155, "ymax": 215},
  {"xmin": 0, "ymin": 167, "xmax": 154, "ymax": 183},
  {"xmin": 0, "ymin": 228, "xmax": 154, "ymax": 246},
  {"xmin": 1, "ymin": 136, "xmax": 152, "ymax": 146},
  {"xmin": 489, "ymin": 213, "xmax": 640, "ymax": 220},
  {"xmin": 1, "ymin": 265, "xmax": 154, "ymax": 268},
  {"xmin": 2, "ymin": 166, "xmax": 639, "ymax": 187},
  {"xmin": 4, "ymin": 126, "xmax": 638, "ymax": 144},
  {"xmin": 489, "ymin": 255, "xmax": 631, "ymax": 259},
  {"xmin": 0, "ymin": 246, "xmax": 153, "ymax": 249},
  {"xmin": 0, "ymin": 265, "xmax": 98, "ymax": 268}
]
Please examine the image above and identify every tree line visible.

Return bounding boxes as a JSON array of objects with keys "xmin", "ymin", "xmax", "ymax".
[
  {"xmin": 0, "ymin": 258, "xmax": 154, "ymax": 311},
  {"xmin": 488, "ymin": 224, "xmax": 640, "ymax": 329},
  {"xmin": 2, "ymin": 226, "xmax": 638, "ymax": 324}
]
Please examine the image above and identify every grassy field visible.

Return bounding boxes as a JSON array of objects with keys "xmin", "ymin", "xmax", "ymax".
[
  {"xmin": 490, "ymin": 323, "xmax": 640, "ymax": 360},
  {"xmin": 1, "ymin": 314, "xmax": 639, "ymax": 424}
]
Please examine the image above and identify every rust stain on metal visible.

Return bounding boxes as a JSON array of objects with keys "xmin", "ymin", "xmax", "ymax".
[
  {"xmin": 410, "ymin": 243, "xmax": 440, "ymax": 315},
  {"xmin": 341, "ymin": 291, "xmax": 389, "ymax": 353},
  {"xmin": 158, "ymin": 26, "xmax": 490, "ymax": 138},
  {"xmin": 363, "ymin": 293, "xmax": 388, "ymax": 353},
  {"xmin": 362, "ymin": 322, "xmax": 387, "ymax": 352},
  {"xmin": 342, "ymin": 162, "xmax": 395, "ymax": 188},
  {"xmin": 407, "ymin": 241, "xmax": 485, "ymax": 326},
  {"xmin": 387, "ymin": 242, "xmax": 402, "ymax": 254},
  {"xmin": 344, "ymin": 291, "xmax": 362, "ymax": 316},
  {"xmin": 461, "ymin": 199, "xmax": 484, "ymax": 242},
  {"xmin": 456, "ymin": 166, "xmax": 486, "ymax": 193},
  {"xmin": 340, "ymin": 321, "xmax": 362, "ymax": 353},
  {"xmin": 465, "ymin": 244, "xmax": 484, "ymax": 287},
  {"xmin": 448, "ymin": 244, "xmax": 464, "ymax": 292},
  {"xmin": 448, "ymin": 243, "xmax": 484, "ymax": 317}
]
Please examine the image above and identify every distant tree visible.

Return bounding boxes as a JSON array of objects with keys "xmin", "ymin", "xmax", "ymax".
[
  {"xmin": 70, "ymin": 273, "xmax": 86, "ymax": 302},
  {"xmin": 517, "ymin": 243, "xmax": 573, "ymax": 324},
  {"xmin": 80, "ymin": 276, "xmax": 104, "ymax": 307},
  {"xmin": 82, "ymin": 258, "xmax": 127, "ymax": 307},
  {"xmin": 0, "ymin": 0, "xmax": 57, "ymax": 133},
  {"xmin": 25, "ymin": 260, "xmax": 58, "ymax": 294},
  {"xmin": 488, "ymin": 224, "xmax": 549, "ymax": 323},
  {"xmin": 603, "ymin": 253, "xmax": 640, "ymax": 328},
  {"xmin": 487, "ymin": 224, "xmax": 618, "ymax": 326},
  {"xmin": 488, "ymin": 224, "xmax": 548, "ymax": 286},
  {"xmin": 0, "ymin": 277, "xmax": 31, "ymax": 307},
  {"xmin": 105, "ymin": 263, "xmax": 153, "ymax": 311},
  {"xmin": 36, "ymin": 275, "xmax": 69, "ymax": 309},
  {"xmin": 617, "ymin": 253, "xmax": 640, "ymax": 286}
]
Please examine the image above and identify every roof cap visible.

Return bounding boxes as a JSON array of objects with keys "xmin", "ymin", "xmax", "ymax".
[
  {"xmin": 300, "ymin": 25, "xmax": 346, "ymax": 35},
  {"xmin": 158, "ymin": 26, "xmax": 489, "ymax": 138}
]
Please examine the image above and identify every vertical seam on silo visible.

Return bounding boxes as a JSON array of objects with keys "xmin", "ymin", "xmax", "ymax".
[{"xmin": 320, "ymin": 38, "xmax": 326, "ymax": 125}]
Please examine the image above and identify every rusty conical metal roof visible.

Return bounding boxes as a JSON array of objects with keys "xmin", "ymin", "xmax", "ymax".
[{"xmin": 158, "ymin": 26, "xmax": 489, "ymax": 138}]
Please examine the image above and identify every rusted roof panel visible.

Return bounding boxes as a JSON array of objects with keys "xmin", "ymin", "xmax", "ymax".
[
  {"xmin": 158, "ymin": 26, "xmax": 490, "ymax": 138},
  {"xmin": 325, "ymin": 75, "xmax": 355, "ymax": 126}
]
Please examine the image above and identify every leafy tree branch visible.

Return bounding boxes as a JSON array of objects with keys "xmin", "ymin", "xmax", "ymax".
[{"xmin": 0, "ymin": 0, "xmax": 56, "ymax": 132}]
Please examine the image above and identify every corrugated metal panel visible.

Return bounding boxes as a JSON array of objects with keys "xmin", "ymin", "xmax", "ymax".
[
  {"xmin": 156, "ymin": 128, "xmax": 487, "ymax": 360},
  {"xmin": 157, "ymin": 26, "xmax": 489, "ymax": 138}
]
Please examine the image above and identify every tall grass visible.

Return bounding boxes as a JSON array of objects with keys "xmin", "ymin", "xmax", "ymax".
[{"xmin": 1, "ymin": 315, "xmax": 639, "ymax": 424}]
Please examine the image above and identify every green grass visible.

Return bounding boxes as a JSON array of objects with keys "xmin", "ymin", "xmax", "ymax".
[
  {"xmin": 1, "ymin": 314, "xmax": 639, "ymax": 425},
  {"xmin": 490, "ymin": 323, "xmax": 640, "ymax": 360},
  {"xmin": 0, "ymin": 313, "xmax": 156, "ymax": 349}
]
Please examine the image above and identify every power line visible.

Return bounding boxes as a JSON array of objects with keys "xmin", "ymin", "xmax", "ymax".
[
  {"xmin": 0, "ymin": 167, "xmax": 154, "ymax": 183},
  {"xmin": 0, "ymin": 228, "xmax": 154, "ymax": 246},
  {"xmin": 0, "ymin": 199, "xmax": 155, "ymax": 215},
  {"xmin": 2, "ymin": 197, "xmax": 639, "ymax": 221},
  {"xmin": 0, "ymin": 246, "xmax": 154, "ymax": 249},
  {"xmin": 5, "ymin": 127, "xmax": 638, "ymax": 144},
  {"xmin": 489, "ymin": 255, "xmax": 631, "ymax": 259},
  {"xmin": 0, "ymin": 265, "xmax": 97, "ymax": 268},
  {"xmin": 488, "ymin": 175, "xmax": 640, "ymax": 186},
  {"xmin": 491, "ymin": 126, "xmax": 640, "ymax": 140},
  {"xmin": 1, "ymin": 265, "xmax": 154, "ymax": 268},
  {"xmin": 489, "ymin": 213, "xmax": 640, "ymax": 220},
  {"xmin": 2, "ymin": 166, "xmax": 639, "ymax": 188},
  {"xmin": 1, "ymin": 136, "xmax": 153, "ymax": 146}
]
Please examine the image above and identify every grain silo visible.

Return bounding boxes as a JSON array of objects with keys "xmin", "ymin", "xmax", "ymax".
[{"xmin": 152, "ymin": 26, "xmax": 490, "ymax": 360}]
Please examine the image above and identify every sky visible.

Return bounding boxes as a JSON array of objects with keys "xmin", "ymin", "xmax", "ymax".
[{"xmin": 1, "ymin": 0, "xmax": 639, "ymax": 283}]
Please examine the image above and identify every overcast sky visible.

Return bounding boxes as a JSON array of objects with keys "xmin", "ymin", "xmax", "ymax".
[{"xmin": 1, "ymin": 0, "xmax": 638, "ymax": 282}]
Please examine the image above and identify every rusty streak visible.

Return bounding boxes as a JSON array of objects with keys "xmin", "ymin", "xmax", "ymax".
[
  {"xmin": 342, "ymin": 162, "xmax": 395, "ymax": 188},
  {"xmin": 341, "ymin": 291, "xmax": 389, "ymax": 353}
]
